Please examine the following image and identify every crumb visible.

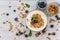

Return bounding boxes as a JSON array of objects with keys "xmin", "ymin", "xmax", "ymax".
[
  {"xmin": 19, "ymin": 22, "xmax": 24, "ymax": 27},
  {"xmin": 58, "ymin": 21, "xmax": 60, "ymax": 23},
  {"xmin": 15, "ymin": 27, "xmax": 20, "ymax": 31},
  {"xmin": 21, "ymin": 14, "xmax": 26, "ymax": 18},
  {"xmin": 3, "ymin": 22, "xmax": 6, "ymax": 24},
  {"xmin": 42, "ymin": 27, "xmax": 47, "ymax": 34},
  {"xmin": 51, "ymin": 32, "xmax": 56, "ymax": 35},
  {"xmin": 21, "ymin": 3, "xmax": 24, "ymax": 6},
  {"xmin": 14, "ymin": 37, "xmax": 16, "ymax": 40},
  {"xmin": 46, "ymin": 37, "xmax": 51, "ymax": 40},
  {"xmin": 56, "ymin": 29, "xmax": 58, "ymax": 31},
  {"xmin": 35, "ymin": 32, "xmax": 41, "ymax": 37},
  {"xmin": 49, "ymin": 18, "xmax": 56, "ymax": 23},
  {"xmin": 17, "ymin": 6, "xmax": 21, "ymax": 10},
  {"xmin": 8, "ymin": 5, "xmax": 11, "ymax": 9}
]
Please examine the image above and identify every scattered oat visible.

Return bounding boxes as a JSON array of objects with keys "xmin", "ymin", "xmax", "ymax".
[
  {"xmin": 19, "ymin": 22, "xmax": 24, "ymax": 27},
  {"xmin": 21, "ymin": 3, "xmax": 24, "ymax": 6},
  {"xmin": 46, "ymin": 37, "xmax": 51, "ymax": 40},
  {"xmin": 3, "ymin": 22, "xmax": 6, "ymax": 24},
  {"xmin": 35, "ymin": 32, "xmax": 41, "ymax": 37},
  {"xmin": 49, "ymin": 18, "xmax": 56, "ymax": 23},
  {"xmin": 17, "ymin": 6, "xmax": 21, "ymax": 10},
  {"xmin": 8, "ymin": 22, "xmax": 13, "ymax": 31},
  {"xmin": 15, "ymin": 27, "xmax": 20, "ymax": 31}
]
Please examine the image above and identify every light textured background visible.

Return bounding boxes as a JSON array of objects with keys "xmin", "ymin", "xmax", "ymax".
[{"xmin": 0, "ymin": 0, "xmax": 60, "ymax": 40}]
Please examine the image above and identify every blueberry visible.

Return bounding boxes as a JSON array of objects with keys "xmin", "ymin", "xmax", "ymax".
[
  {"xmin": 14, "ymin": 17, "xmax": 18, "ymax": 21},
  {"xmin": 38, "ymin": 2, "xmax": 46, "ymax": 8},
  {"xmin": 13, "ymin": 10, "xmax": 16, "ymax": 12},
  {"xmin": 19, "ymin": 31, "xmax": 23, "ymax": 34},
  {"xmin": 25, "ymin": 34, "xmax": 28, "ymax": 37},
  {"xmin": 50, "ymin": 24, "xmax": 54, "ymax": 28},
  {"xmin": 48, "ymin": 33, "xmax": 51, "ymax": 35},
  {"xmin": 6, "ymin": 13, "xmax": 9, "ymax": 16}
]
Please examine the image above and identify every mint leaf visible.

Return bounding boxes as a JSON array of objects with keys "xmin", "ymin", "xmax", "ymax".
[
  {"xmin": 25, "ymin": 3, "xmax": 30, "ymax": 8},
  {"xmin": 28, "ymin": 30, "xmax": 32, "ymax": 37}
]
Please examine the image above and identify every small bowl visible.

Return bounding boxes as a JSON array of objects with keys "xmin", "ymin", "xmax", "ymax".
[
  {"xmin": 47, "ymin": 2, "xmax": 59, "ymax": 16},
  {"xmin": 26, "ymin": 10, "xmax": 47, "ymax": 31}
]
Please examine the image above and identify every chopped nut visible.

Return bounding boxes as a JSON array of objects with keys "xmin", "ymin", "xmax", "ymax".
[
  {"xmin": 17, "ymin": 6, "xmax": 21, "ymax": 10},
  {"xmin": 49, "ymin": 18, "xmax": 56, "ymax": 23},
  {"xmin": 35, "ymin": 32, "xmax": 41, "ymax": 37},
  {"xmin": 8, "ymin": 22, "xmax": 13, "ymax": 31}
]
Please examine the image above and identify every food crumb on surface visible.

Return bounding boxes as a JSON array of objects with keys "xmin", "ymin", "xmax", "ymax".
[
  {"xmin": 56, "ymin": 29, "xmax": 59, "ymax": 31},
  {"xmin": 8, "ymin": 22, "xmax": 13, "ymax": 31},
  {"xmin": 46, "ymin": 37, "xmax": 51, "ymax": 40},
  {"xmin": 35, "ymin": 32, "xmax": 41, "ymax": 37},
  {"xmin": 49, "ymin": 18, "xmax": 56, "ymax": 23}
]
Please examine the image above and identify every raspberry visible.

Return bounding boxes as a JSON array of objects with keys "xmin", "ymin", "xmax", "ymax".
[{"xmin": 25, "ymin": 10, "xmax": 29, "ymax": 14}]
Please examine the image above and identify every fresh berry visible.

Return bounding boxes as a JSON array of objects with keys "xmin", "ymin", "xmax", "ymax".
[
  {"xmin": 6, "ymin": 13, "xmax": 9, "ymax": 16},
  {"xmin": 25, "ymin": 10, "xmax": 29, "ymax": 13},
  {"xmin": 25, "ymin": 34, "xmax": 28, "ymax": 37},
  {"xmin": 13, "ymin": 10, "xmax": 16, "ymax": 12},
  {"xmin": 14, "ymin": 17, "xmax": 18, "ymax": 21},
  {"xmin": 48, "ymin": 33, "xmax": 51, "ymax": 35},
  {"xmin": 38, "ymin": 2, "xmax": 46, "ymax": 8},
  {"xmin": 50, "ymin": 24, "xmax": 54, "ymax": 28}
]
